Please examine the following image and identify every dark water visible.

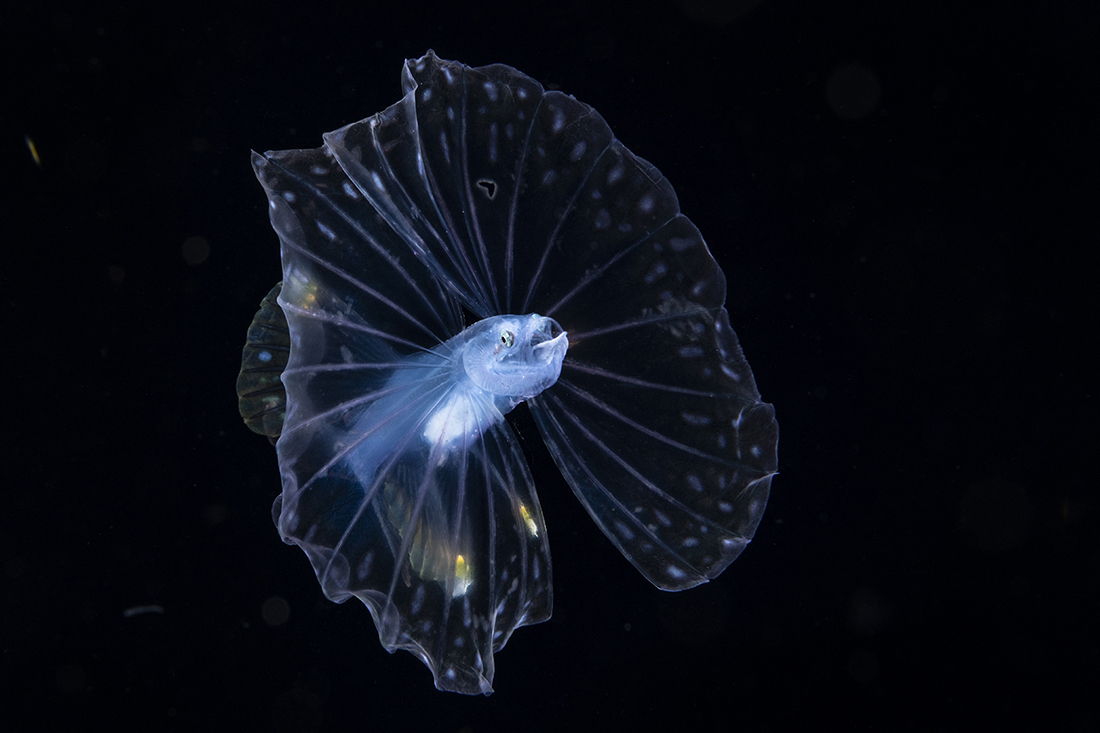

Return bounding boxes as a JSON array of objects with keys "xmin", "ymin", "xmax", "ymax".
[{"xmin": 5, "ymin": 1, "xmax": 1095, "ymax": 730}]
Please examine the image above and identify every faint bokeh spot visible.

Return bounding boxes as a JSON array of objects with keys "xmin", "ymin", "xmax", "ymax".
[
  {"xmin": 958, "ymin": 479, "xmax": 1032, "ymax": 553},
  {"xmin": 203, "ymin": 502, "xmax": 229, "ymax": 528},
  {"xmin": 182, "ymin": 235, "xmax": 211, "ymax": 265},
  {"xmin": 847, "ymin": 587, "xmax": 890, "ymax": 636},
  {"xmin": 263, "ymin": 596, "xmax": 291, "ymax": 626},
  {"xmin": 826, "ymin": 64, "xmax": 882, "ymax": 120}
]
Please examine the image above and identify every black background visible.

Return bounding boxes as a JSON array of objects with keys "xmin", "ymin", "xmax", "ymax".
[{"xmin": 4, "ymin": 1, "xmax": 1096, "ymax": 730}]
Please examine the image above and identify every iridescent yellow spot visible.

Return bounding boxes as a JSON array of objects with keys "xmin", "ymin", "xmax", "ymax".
[
  {"xmin": 452, "ymin": 554, "xmax": 473, "ymax": 598},
  {"xmin": 520, "ymin": 503, "xmax": 539, "ymax": 537}
]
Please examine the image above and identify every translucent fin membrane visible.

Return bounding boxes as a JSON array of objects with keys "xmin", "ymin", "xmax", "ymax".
[{"xmin": 248, "ymin": 50, "xmax": 777, "ymax": 694}]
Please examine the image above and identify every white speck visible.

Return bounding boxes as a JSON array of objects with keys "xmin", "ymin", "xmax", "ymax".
[
  {"xmin": 644, "ymin": 261, "xmax": 668, "ymax": 284},
  {"xmin": 637, "ymin": 194, "xmax": 654, "ymax": 214},
  {"xmin": 310, "ymin": 165, "xmax": 327, "ymax": 176},
  {"xmin": 717, "ymin": 500, "xmax": 734, "ymax": 513},
  {"xmin": 614, "ymin": 520, "xmax": 634, "ymax": 541},
  {"xmin": 608, "ymin": 163, "xmax": 624, "ymax": 184},
  {"xmin": 316, "ymin": 221, "xmax": 337, "ymax": 241},
  {"xmin": 666, "ymin": 565, "xmax": 687, "ymax": 580},
  {"xmin": 678, "ymin": 346, "xmax": 704, "ymax": 358},
  {"xmin": 682, "ymin": 537, "xmax": 699, "ymax": 547},
  {"xmin": 570, "ymin": 140, "xmax": 587, "ymax": 161},
  {"xmin": 258, "ymin": 350, "xmax": 272, "ymax": 363},
  {"xmin": 282, "ymin": 191, "xmax": 296, "ymax": 203},
  {"xmin": 681, "ymin": 411, "xmax": 711, "ymax": 426},
  {"xmin": 594, "ymin": 209, "xmax": 611, "ymax": 230},
  {"xmin": 342, "ymin": 182, "xmax": 359, "ymax": 199},
  {"xmin": 122, "ymin": 605, "xmax": 164, "ymax": 618},
  {"xmin": 686, "ymin": 473, "xmax": 704, "ymax": 492},
  {"xmin": 551, "ymin": 108, "xmax": 566, "ymax": 133}
]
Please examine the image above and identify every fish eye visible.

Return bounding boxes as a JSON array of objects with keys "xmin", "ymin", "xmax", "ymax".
[{"xmin": 500, "ymin": 330, "xmax": 515, "ymax": 348}]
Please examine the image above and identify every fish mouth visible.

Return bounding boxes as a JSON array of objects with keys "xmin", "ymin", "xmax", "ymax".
[
  {"xmin": 524, "ymin": 315, "xmax": 567, "ymax": 365},
  {"xmin": 532, "ymin": 331, "xmax": 568, "ymax": 362}
]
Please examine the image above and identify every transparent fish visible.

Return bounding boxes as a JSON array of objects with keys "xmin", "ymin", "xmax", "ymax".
[{"xmin": 243, "ymin": 51, "xmax": 778, "ymax": 695}]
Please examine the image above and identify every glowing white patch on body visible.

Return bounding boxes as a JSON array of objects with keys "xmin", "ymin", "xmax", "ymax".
[{"xmin": 422, "ymin": 390, "xmax": 488, "ymax": 447}]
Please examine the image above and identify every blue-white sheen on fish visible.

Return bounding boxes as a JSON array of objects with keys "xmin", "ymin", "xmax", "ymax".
[{"xmin": 241, "ymin": 51, "xmax": 779, "ymax": 695}]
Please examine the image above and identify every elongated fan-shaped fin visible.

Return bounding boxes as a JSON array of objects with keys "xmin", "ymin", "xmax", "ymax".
[
  {"xmin": 523, "ymin": 133, "xmax": 778, "ymax": 590},
  {"xmin": 253, "ymin": 134, "xmax": 553, "ymax": 694}
]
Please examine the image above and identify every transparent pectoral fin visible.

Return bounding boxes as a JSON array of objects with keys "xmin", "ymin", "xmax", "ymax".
[
  {"xmin": 254, "ymin": 135, "xmax": 551, "ymax": 694},
  {"xmin": 323, "ymin": 52, "xmax": 615, "ymax": 320},
  {"xmin": 530, "ymin": 354, "xmax": 776, "ymax": 590},
  {"xmin": 523, "ymin": 136, "xmax": 779, "ymax": 590},
  {"xmin": 274, "ymin": 379, "xmax": 551, "ymax": 695}
]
